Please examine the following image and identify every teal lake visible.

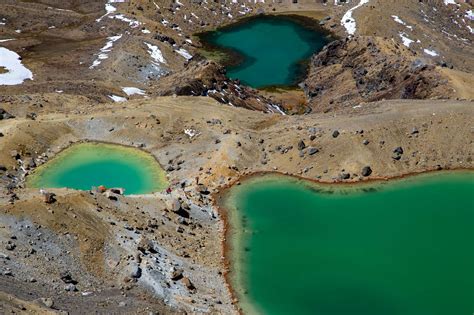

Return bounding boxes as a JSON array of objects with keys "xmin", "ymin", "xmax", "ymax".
[
  {"xmin": 223, "ymin": 172, "xmax": 474, "ymax": 315},
  {"xmin": 27, "ymin": 143, "xmax": 168, "ymax": 195},
  {"xmin": 200, "ymin": 15, "xmax": 331, "ymax": 88}
]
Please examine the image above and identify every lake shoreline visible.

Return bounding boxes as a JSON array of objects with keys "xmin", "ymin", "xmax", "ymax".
[
  {"xmin": 196, "ymin": 14, "xmax": 334, "ymax": 90},
  {"xmin": 213, "ymin": 168, "xmax": 474, "ymax": 314},
  {"xmin": 25, "ymin": 140, "xmax": 169, "ymax": 195}
]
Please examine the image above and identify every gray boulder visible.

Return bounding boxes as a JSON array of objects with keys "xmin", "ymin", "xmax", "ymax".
[{"xmin": 308, "ymin": 147, "xmax": 319, "ymax": 155}]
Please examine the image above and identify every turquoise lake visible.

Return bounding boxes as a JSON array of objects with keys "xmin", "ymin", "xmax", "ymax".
[
  {"xmin": 27, "ymin": 143, "xmax": 168, "ymax": 195},
  {"xmin": 199, "ymin": 15, "xmax": 331, "ymax": 88},
  {"xmin": 223, "ymin": 172, "xmax": 474, "ymax": 315}
]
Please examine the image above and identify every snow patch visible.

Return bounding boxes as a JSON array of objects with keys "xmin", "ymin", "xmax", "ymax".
[
  {"xmin": 0, "ymin": 47, "xmax": 33, "ymax": 85},
  {"xmin": 176, "ymin": 48, "xmax": 192, "ymax": 60},
  {"xmin": 122, "ymin": 87, "xmax": 145, "ymax": 96},
  {"xmin": 109, "ymin": 94, "xmax": 127, "ymax": 102},
  {"xmin": 89, "ymin": 34, "xmax": 122, "ymax": 69},
  {"xmin": 145, "ymin": 42, "xmax": 166, "ymax": 64},
  {"xmin": 341, "ymin": 0, "xmax": 370, "ymax": 36},
  {"xmin": 423, "ymin": 48, "xmax": 439, "ymax": 56},
  {"xmin": 443, "ymin": 0, "xmax": 457, "ymax": 5},
  {"xmin": 399, "ymin": 33, "xmax": 414, "ymax": 47}
]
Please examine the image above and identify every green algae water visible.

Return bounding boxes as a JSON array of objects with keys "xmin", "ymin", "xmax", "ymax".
[
  {"xmin": 223, "ymin": 172, "xmax": 474, "ymax": 315},
  {"xmin": 27, "ymin": 143, "xmax": 168, "ymax": 195},
  {"xmin": 199, "ymin": 15, "xmax": 330, "ymax": 88}
]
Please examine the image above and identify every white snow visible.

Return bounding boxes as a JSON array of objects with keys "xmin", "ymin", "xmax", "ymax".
[
  {"xmin": 392, "ymin": 15, "xmax": 413, "ymax": 30},
  {"xmin": 341, "ymin": 0, "xmax": 370, "ymax": 36},
  {"xmin": 443, "ymin": 0, "xmax": 457, "ymax": 5},
  {"xmin": 96, "ymin": 3, "xmax": 117, "ymax": 22},
  {"xmin": 145, "ymin": 42, "xmax": 166, "ymax": 64},
  {"xmin": 110, "ymin": 14, "xmax": 141, "ymax": 28},
  {"xmin": 89, "ymin": 34, "xmax": 122, "ymax": 69},
  {"xmin": 423, "ymin": 48, "xmax": 439, "ymax": 56},
  {"xmin": 176, "ymin": 48, "xmax": 192, "ymax": 60},
  {"xmin": 109, "ymin": 94, "xmax": 127, "ymax": 102},
  {"xmin": 399, "ymin": 33, "xmax": 414, "ymax": 47},
  {"xmin": 0, "ymin": 39, "xmax": 15, "ymax": 43},
  {"xmin": 392, "ymin": 15, "xmax": 404, "ymax": 25},
  {"xmin": 0, "ymin": 47, "xmax": 33, "ymax": 85},
  {"xmin": 122, "ymin": 87, "xmax": 145, "ymax": 96}
]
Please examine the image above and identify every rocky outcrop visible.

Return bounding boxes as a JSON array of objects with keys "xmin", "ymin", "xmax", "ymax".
[
  {"xmin": 153, "ymin": 60, "xmax": 285, "ymax": 113},
  {"xmin": 303, "ymin": 36, "xmax": 454, "ymax": 112}
]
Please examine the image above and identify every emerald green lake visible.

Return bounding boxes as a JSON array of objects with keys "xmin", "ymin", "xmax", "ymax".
[
  {"xmin": 200, "ymin": 16, "xmax": 331, "ymax": 88},
  {"xmin": 27, "ymin": 143, "xmax": 168, "ymax": 195},
  {"xmin": 223, "ymin": 172, "xmax": 474, "ymax": 315}
]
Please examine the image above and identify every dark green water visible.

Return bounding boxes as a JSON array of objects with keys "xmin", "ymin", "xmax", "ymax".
[
  {"xmin": 224, "ymin": 172, "xmax": 474, "ymax": 315},
  {"xmin": 27, "ymin": 143, "xmax": 168, "ymax": 195},
  {"xmin": 200, "ymin": 15, "xmax": 330, "ymax": 88}
]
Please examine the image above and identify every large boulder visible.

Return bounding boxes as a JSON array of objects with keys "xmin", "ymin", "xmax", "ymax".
[{"xmin": 361, "ymin": 166, "xmax": 372, "ymax": 177}]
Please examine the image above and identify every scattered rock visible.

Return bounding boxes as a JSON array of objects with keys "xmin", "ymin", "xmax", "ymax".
[
  {"xmin": 5, "ymin": 242, "xmax": 16, "ymax": 251},
  {"xmin": 308, "ymin": 147, "xmax": 319, "ymax": 155},
  {"xmin": 339, "ymin": 172, "xmax": 350, "ymax": 180},
  {"xmin": 110, "ymin": 188, "xmax": 124, "ymax": 195},
  {"xmin": 197, "ymin": 184, "xmax": 209, "ymax": 195},
  {"xmin": 171, "ymin": 199, "xmax": 181, "ymax": 212},
  {"xmin": 297, "ymin": 140, "xmax": 306, "ymax": 150},
  {"xmin": 26, "ymin": 112, "xmax": 37, "ymax": 120},
  {"xmin": 392, "ymin": 147, "xmax": 404, "ymax": 160},
  {"xmin": 104, "ymin": 191, "xmax": 118, "ymax": 201},
  {"xmin": 42, "ymin": 191, "xmax": 56, "ymax": 204},
  {"xmin": 24, "ymin": 157, "xmax": 36, "ymax": 169},
  {"xmin": 130, "ymin": 265, "xmax": 142, "ymax": 279},
  {"xmin": 332, "ymin": 130, "xmax": 340, "ymax": 138},
  {"xmin": 39, "ymin": 298, "xmax": 54, "ymax": 308},
  {"xmin": 60, "ymin": 271, "xmax": 78, "ymax": 284},
  {"xmin": 0, "ymin": 108, "xmax": 15, "ymax": 120},
  {"xmin": 361, "ymin": 166, "xmax": 372, "ymax": 177},
  {"xmin": 10, "ymin": 150, "xmax": 20, "ymax": 159},
  {"xmin": 171, "ymin": 268, "xmax": 184, "ymax": 281},
  {"xmin": 182, "ymin": 277, "xmax": 195, "ymax": 290},
  {"xmin": 393, "ymin": 147, "xmax": 404, "ymax": 154}
]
